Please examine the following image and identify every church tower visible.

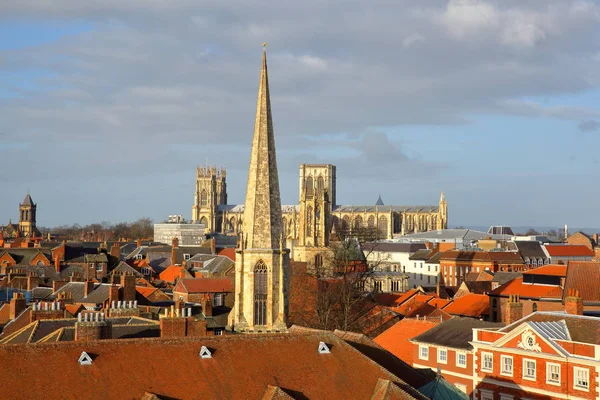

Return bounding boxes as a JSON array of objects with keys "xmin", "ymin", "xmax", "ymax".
[
  {"xmin": 438, "ymin": 191, "xmax": 448, "ymax": 230},
  {"xmin": 229, "ymin": 47, "xmax": 289, "ymax": 333},
  {"xmin": 192, "ymin": 166, "xmax": 227, "ymax": 232},
  {"xmin": 19, "ymin": 193, "xmax": 37, "ymax": 237}
]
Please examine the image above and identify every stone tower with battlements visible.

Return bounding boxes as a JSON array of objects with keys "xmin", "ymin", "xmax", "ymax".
[
  {"xmin": 192, "ymin": 166, "xmax": 227, "ymax": 232},
  {"xmin": 229, "ymin": 47, "xmax": 289, "ymax": 333}
]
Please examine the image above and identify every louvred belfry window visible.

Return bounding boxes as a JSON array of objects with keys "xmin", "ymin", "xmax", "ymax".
[{"xmin": 254, "ymin": 260, "xmax": 268, "ymax": 326}]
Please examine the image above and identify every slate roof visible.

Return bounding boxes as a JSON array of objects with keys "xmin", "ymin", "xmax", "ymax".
[
  {"xmin": 0, "ymin": 249, "xmax": 52, "ymax": 265},
  {"xmin": 411, "ymin": 318, "xmax": 503, "ymax": 349},
  {"xmin": 50, "ymin": 282, "xmax": 111, "ymax": 304},
  {"xmin": 0, "ymin": 332, "xmax": 427, "ymax": 400},
  {"xmin": 514, "ymin": 241, "xmax": 548, "ymax": 259},
  {"xmin": 409, "ymin": 249, "xmax": 435, "ymax": 261},
  {"xmin": 199, "ymin": 255, "xmax": 235, "ymax": 275},
  {"xmin": 84, "ymin": 253, "xmax": 108, "ymax": 263},
  {"xmin": 491, "ymin": 271, "xmax": 522, "ymax": 285},
  {"xmin": 110, "ymin": 261, "xmax": 144, "ymax": 278},
  {"xmin": 501, "ymin": 312, "xmax": 600, "ymax": 345},
  {"xmin": 21, "ymin": 193, "xmax": 34, "ymax": 206},
  {"xmin": 363, "ymin": 242, "xmax": 427, "ymax": 253}
]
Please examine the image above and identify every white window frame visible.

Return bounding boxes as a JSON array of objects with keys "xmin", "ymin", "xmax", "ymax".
[
  {"xmin": 419, "ymin": 345, "xmax": 429, "ymax": 361},
  {"xmin": 522, "ymin": 358, "xmax": 536, "ymax": 381},
  {"xmin": 456, "ymin": 352, "xmax": 467, "ymax": 368},
  {"xmin": 546, "ymin": 362, "xmax": 561, "ymax": 386},
  {"xmin": 481, "ymin": 352, "xmax": 493, "ymax": 372},
  {"xmin": 500, "ymin": 355, "xmax": 513, "ymax": 377},
  {"xmin": 183, "ymin": 253, "xmax": 191, "ymax": 260},
  {"xmin": 573, "ymin": 367, "xmax": 589, "ymax": 391},
  {"xmin": 437, "ymin": 348, "xmax": 448, "ymax": 364}
]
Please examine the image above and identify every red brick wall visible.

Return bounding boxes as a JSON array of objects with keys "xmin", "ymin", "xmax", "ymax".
[{"xmin": 413, "ymin": 343, "xmax": 474, "ymax": 394}]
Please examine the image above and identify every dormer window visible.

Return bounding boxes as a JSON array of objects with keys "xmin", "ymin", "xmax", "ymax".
[
  {"xmin": 184, "ymin": 254, "xmax": 191, "ymax": 261},
  {"xmin": 135, "ymin": 254, "xmax": 143, "ymax": 260}
]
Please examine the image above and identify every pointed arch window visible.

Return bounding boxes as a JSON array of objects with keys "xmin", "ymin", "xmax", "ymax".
[
  {"xmin": 200, "ymin": 190, "xmax": 208, "ymax": 207},
  {"xmin": 317, "ymin": 176, "xmax": 325, "ymax": 195},
  {"xmin": 306, "ymin": 206, "xmax": 313, "ymax": 236},
  {"xmin": 254, "ymin": 260, "xmax": 268, "ymax": 326},
  {"xmin": 305, "ymin": 177, "xmax": 314, "ymax": 199}
]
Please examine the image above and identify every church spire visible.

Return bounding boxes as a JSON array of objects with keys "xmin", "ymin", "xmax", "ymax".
[{"xmin": 241, "ymin": 46, "xmax": 283, "ymax": 250}]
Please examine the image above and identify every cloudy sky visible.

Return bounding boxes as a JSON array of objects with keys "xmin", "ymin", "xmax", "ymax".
[{"xmin": 1, "ymin": 0, "xmax": 599, "ymax": 229}]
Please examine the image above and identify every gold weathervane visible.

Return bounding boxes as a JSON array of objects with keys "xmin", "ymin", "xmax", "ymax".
[{"xmin": 262, "ymin": 42, "xmax": 268, "ymax": 48}]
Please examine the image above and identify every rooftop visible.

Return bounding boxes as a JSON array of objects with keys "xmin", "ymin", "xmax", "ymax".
[{"xmin": 411, "ymin": 317, "xmax": 503, "ymax": 350}]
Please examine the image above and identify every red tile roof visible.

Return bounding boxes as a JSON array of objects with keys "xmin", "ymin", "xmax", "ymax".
[
  {"xmin": 443, "ymin": 294, "xmax": 489, "ymax": 318},
  {"xmin": 0, "ymin": 332, "xmax": 426, "ymax": 399},
  {"xmin": 374, "ymin": 319, "xmax": 441, "ymax": 364},
  {"xmin": 217, "ymin": 248, "xmax": 236, "ymax": 262},
  {"xmin": 428, "ymin": 298, "xmax": 452, "ymax": 309},
  {"xmin": 564, "ymin": 261, "xmax": 600, "ymax": 303},
  {"xmin": 176, "ymin": 278, "xmax": 233, "ymax": 293},
  {"xmin": 490, "ymin": 277, "xmax": 563, "ymax": 298},
  {"xmin": 522, "ymin": 264, "xmax": 567, "ymax": 277},
  {"xmin": 394, "ymin": 289, "xmax": 421, "ymax": 305},
  {"xmin": 544, "ymin": 245, "xmax": 594, "ymax": 257},
  {"xmin": 158, "ymin": 265, "xmax": 185, "ymax": 283}
]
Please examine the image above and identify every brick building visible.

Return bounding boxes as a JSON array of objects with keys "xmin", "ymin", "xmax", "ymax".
[{"xmin": 440, "ymin": 251, "xmax": 524, "ymax": 287}]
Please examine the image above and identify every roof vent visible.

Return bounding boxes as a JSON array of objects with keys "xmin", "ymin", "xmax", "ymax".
[
  {"xmin": 199, "ymin": 346, "xmax": 212, "ymax": 359},
  {"xmin": 318, "ymin": 342, "xmax": 330, "ymax": 354},
  {"xmin": 78, "ymin": 351, "xmax": 93, "ymax": 365}
]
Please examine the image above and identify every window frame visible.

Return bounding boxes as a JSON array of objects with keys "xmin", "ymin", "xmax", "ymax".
[
  {"xmin": 573, "ymin": 367, "xmax": 589, "ymax": 391},
  {"xmin": 500, "ymin": 355, "xmax": 513, "ymax": 377},
  {"xmin": 480, "ymin": 390, "xmax": 494, "ymax": 400},
  {"xmin": 437, "ymin": 348, "xmax": 448, "ymax": 364},
  {"xmin": 456, "ymin": 352, "xmax": 467, "ymax": 368},
  {"xmin": 481, "ymin": 352, "xmax": 493, "ymax": 372},
  {"xmin": 418, "ymin": 345, "xmax": 429, "ymax": 361},
  {"xmin": 546, "ymin": 362, "xmax": 561, "ymax": 386},
  {"xmin": 522, "ymin": 358, "xmax": 536, "ymax": 381}
]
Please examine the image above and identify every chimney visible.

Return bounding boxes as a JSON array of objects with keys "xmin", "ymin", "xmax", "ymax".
[
  {"xmin": 84, "ymin": 280, "xmax": 95, "ymax": 298},
  {"xmin": 424, "ymin": 241, "xmax": 433, "ymax": 250},
  {"xmin": 136, "ymin": 239, "xmax": 142, "ymax": 248},
  {"xmin": 54, "ymin": 256, "xmax": 61, "ymax": 273},
  {"xmin": 27, "ymin": 273, "xmax": 39, "ymax": 291},
  {"xmin": 210, "ymin": 237, "xmax": 216, "ymax": 255},
  {"xmin": 504, "ymin": 294, "xmax": 523, "ymax": 324},
  {"xmin": 565, "ymin": 289, "xmax": 584, "ymax": 315},
  {"xmin": 52, "ymin": 280, "xmax": 67, "ymax": 292},
  {"xmin": 120, "ymin": 273, "xmax": 136, "ymax": 302},
  {"xmin": 110, "ymin": 243, "xmax": 121, "ymax": 260},
  {"xmin": 75, "ymin": 313, "xmax": 112, "ymax": 342},
  {"xmin": 108, "ymin": 284, "xmax": 119, "ymax": 305},
  {"xmin": 171, "ymin": 237, "xmax": 179, "ymax": 265},
  {"xmin": 160, "ymin": 308, "xmax": 188, "ymax": 338},
  {"xmin": 9, "ymin": 292, "xmax": 26, "ymax": 320},
  {"xmin": 179, "ymin": 267, "xmax": 186, "ymax": 280},
  {"xmin": 201, "ymin": 294, "xmax": 213, "ymax": 317}
]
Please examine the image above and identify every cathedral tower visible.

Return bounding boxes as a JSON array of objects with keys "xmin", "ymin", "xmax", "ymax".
[
  {"xmin": 19, "ymin": 193, "xmax": 37, "ymax": 237},
  {"xmin": 229, "ymin": 47, "xmax": 289, "ymax": 333},
  {"xmin": 192, "ymin": 166, "xmax": 227, "ymax": 232},
  {"xmin": 298, "ymin": 164, "xmax": 336, "ymax": 248},
  {"xmin": 438, "ymin": 191, "xmax": 448, "ymax": 230}
]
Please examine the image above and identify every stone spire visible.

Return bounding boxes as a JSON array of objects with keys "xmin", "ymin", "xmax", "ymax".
[{"xmin": 241, "ymin": 48, "xmax": 283, "ymax": 250}]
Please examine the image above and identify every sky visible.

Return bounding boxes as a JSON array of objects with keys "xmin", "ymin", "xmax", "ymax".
[{"xmin": 0, "ymin": 0, "xmax": 599, "ymax": 229}]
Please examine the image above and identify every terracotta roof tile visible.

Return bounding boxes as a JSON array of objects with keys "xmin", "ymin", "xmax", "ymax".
[
  {"xmin": 563, "ymin": 261, "xmax": 600, "ymax": 303},
  {"xmin": 522, "ymin": 264, "xmax": 567, "ymax": 277},
  {"xmin": 442, "ymin": 294, "xmax": 489, "ymax": 318},
  {"xmin": 374, "ymin": 319, "xmax": 440, "ymax": 364},
  {"xmin": 0, "ymin": 332, "xmax": 426, "ymax": 400},
  {"xmin": 490, "ymin": 277, "xmax": 563, "ymax": 299},
  {"xmin": 176, "ymin": 278, "xmax": 233, "ymax": 293},
  {"xmin": 544, "ymin": 245, "xmax": 594, "ymax": 257},
  {"xmin": 394, "ymin": 289, "xmax": 421, "ymax": 305}
]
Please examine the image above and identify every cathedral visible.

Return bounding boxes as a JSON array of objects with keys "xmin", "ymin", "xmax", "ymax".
[{"xmin": 0, "ymin": 193, "xmax": 40, "ymax": 239}]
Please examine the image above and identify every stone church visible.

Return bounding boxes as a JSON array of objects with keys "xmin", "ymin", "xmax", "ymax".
[{"xmin": 0, "ymin": 193, "xmax": 40, "ymax": 239}]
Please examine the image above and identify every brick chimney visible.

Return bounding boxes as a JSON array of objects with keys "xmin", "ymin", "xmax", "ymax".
[
  {"xmin": 159, "ymin": 307, "xmax": 206, "ymax": 337},
  {"xmin": 84, "ymin": 280, "xmax": 95, "ymax": 298},
  {"xmin": 54, "ymin": 256, "xmax": 61, "ymax": 273},
  {"xmin": 110, "ymin": 243, "xmax": 121, "ymax": 260},
  {"xmin": 9, "ymin": 292, "xmax": 26, "ymax": 320},
  {"xmin": 136, "ymin": 239, "xmax": 142, "ymax": 248},
  {"xmin": 26, "ymin": 273, "xmax": 39, "ymax": 291},
  {"xmin": 201, "ymin": 294, "xmax": 213, "ymax": 317},
  {"xmin": 108, "ymin": 284, "xmax": 119, "ymax": 305},
  {"xmin": 52, "ymin": 280, "xmax": 67, "ymax": 292},
  {"xmin": 120, "ymin": 273, "xmax": 136, "ymax": 302},
  {"xmin": 171, "ymin": 237, "xmax": 179, "ymax": 265},
  {"xmin": 210, "ymin": 237, "xmax": 216, "ymax": 255},
  {"xmin": 565, "ymin": 289, "xmax": 584, "ymax": 315},
  {"xmin": 75, "ymin": 312, "xmax": 112, "ymax": 342},
  {"xmin": 504, "ymin": 294, "xmax": 523, "ymax": 324}
]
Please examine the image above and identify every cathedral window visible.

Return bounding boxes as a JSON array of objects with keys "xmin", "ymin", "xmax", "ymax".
[
  {"xmin": 354, "ymin": 216, "xmax": 362, "ymax": 230},
  {"xmin": 282, "ymin": 217, "xmax": 287, "ymax": 238},
  {"xmin": 378, "ymin": 216, "xmax": 388, "ymax": 238},
  {"xmin": 200, "ymin": 190, "xmax": 208, "ymax": 207},
  {"xmin": 306, "ymin": 207, "xmax": 313, "ymax": 236},
  {"xmin": 305, "ymin": 177, "xmax": 314, "ymax": 199},
  {"xmin": 367, "ymin": 215, "xmax": 375, "ymax": 228},
  {"xmin": 317, "ymin": 176, "xmax": 324, "ymax": 194},
  {"xmin": 254, "ymin": 261, "xmax": 268, "ymax": 326}
]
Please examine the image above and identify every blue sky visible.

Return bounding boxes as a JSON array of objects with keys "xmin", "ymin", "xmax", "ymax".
[{"xmin": 1, "ymin": 1, "xmax": 599, "ymax": 229}]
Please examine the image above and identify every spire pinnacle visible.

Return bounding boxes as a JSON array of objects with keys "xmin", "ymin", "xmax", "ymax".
[{"xmin": 241, "ymin": 48, "xmax": 283, "ymax": 249}]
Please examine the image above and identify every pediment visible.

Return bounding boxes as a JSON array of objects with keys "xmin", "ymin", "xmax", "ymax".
[{"xmin": 491, "ymin": 323, "xmax": 565, "ymax": 356}]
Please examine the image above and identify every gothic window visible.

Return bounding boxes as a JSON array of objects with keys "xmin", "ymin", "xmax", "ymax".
[
  {"xmin": 199, "ymin": 217, "xmax": 208, "ymax": 227},
  {"xmin": 317, "ymin": 176, "xmax": 325, "ymax": 194},
  {"xmin": 314, "ymin": 206, "xmax": 320, "ymax": 236},
  {"xmin": 354, "ymin": 216, "xmax": 362, "ymax": 230},
  {"xmin": 314, "ymin": 254, "xmax": 323, "ymax": 270},
  {"xmin": 305, "ymin": 176, "xmax": 314, "ymax": 199},
  {"xmin": 282, "ymin": 217, "xmax": 287, "ymax": 238},
  {"xmin": 288, "ymin": 219, "xmax": 294, "ymax": 237},
  {"xmin": 306, "ymin": 206, "xmax": 313, "ymax": 236},
  {"xmin": 200, "ymin": 190, "xmax": 208, "ymax": 207},
  {"xmin": 378, "ymin": 216, "xmax": 388, "ymax": 238},
  {"xmin": 342, "ymin": 216, "xmax": 350, "ymax": 231},
  {"xmin": 229, "ymin": 217, "xmax": 236, "ymax": 232},
  {"xmin": 367, "ymin": 215, "xmax": 375, "ymax": 228},
  {"xmin": 254, "ymin": 260, "xmax": 268, "ymax": 326}
]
